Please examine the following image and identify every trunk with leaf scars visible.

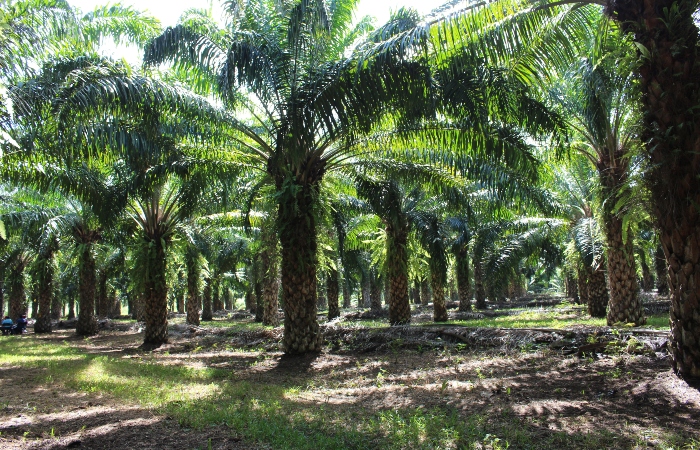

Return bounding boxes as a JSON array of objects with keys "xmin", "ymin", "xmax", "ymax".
[
  {"xmin": 327, "ymin": 268, "xmax": 340, "ymax": 320},
  {"xmin": 577, "ymin": 267, "xmax": 589, "ymax": 306},
  {"xmin": 213, "ymin": 279, "xmax": 223, "ymax": 312},
  {"xmin": 224, "ymin": 287, "xmax": 232, "ymax": 310},
  {"xmin": 110, "ymin": 289, "xmax": 120, "ymax": 317},
  {"xmin": 201, "ymin": 278, "xmax": 213, "ymax": 321},
  {"xmin": 420, "ymin": 279, "xmax": 430, "ymax": 306},
  {"xmin": 598, "ymin": 155, "xmax": 644, "ymax": 325},
  {"xmin": 67, "ymin": 294, "xmax": 75, "ymax": 320},
  {"xmin": 586, "ymin": 264, "xmax": 609, "ymax": 318},
  {"xmin": 411, "ymin": 281, "xmax": 421, "ymax": 305},
  {"xmin": 655, "ymin": 245, "xmax": 669, "ymax": 295},
  {"xmin": 342, "ymin": 278, "xmax": 351, "ymax": 308},
  {"xmin": 255, "ymin": 258, "xmax": 264, "ymax": 322},
  {"xmin": 262, "ymin": 225, "xmax": 280, "ymax": 326},
  {"xmin": 431, "ymin": 271, "xmax": 448, "ymax": 322},
  {"xmin": 96, "ymin": 269, "xmax": 108, "ymax": 319},
  {"xmin": 8, "ymin": 263, "xmax": 27, "ymax": 320},
  {"xmin": 143, "ymin": 237, "xmax": 169, "ymax": 344},
  {"xmin": 51, "ymin": 285, "xmax": 62, "ymax": 320},
  {"xmin": 387, "ymin": 226, "xmax": 411, "ymax": 325},
  {"xmin": 565, "ymin": 274, "xmax": 579, "ymax": 303},
  {"xmin": 370, "ymin": 269, "xmax": 382, "ymax": 312},
  {"xmin": 34, "ymin": 252, "xmax": 54, "ymax": 333},
  {"xmin": 640, "ymin": 251, "xmax": 654, "ymax": 292},
  {"xmin": 278, "ymin": 182, "xmax": 323, "ymax": 353},
  {"xmin": 456, "ymin": 248, "xmax": 471, "ymax": 311},
  {"xmin": 611, "ymin": 0, "xmax": 700, "ymax": 378},
  {"xmin": 76, "ymin": 244, "xmax": 98, "ymax": 336},
  {"xmin": 185, "ymin": 249, "xmax": 200, "ymax": 325},
  {"xmin": 474, "ymin": 260, "xmax": 486, "ymax": 310}
]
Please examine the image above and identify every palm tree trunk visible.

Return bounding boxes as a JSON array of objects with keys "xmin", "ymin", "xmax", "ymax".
[
  {"xmin": 586, "ymin": 264, "xmax": 609, "ymax": 318},
  {"xmin": 431, "ymin": 271, "xmax": 448, "ymax": 322},
  {"xmin": 96, "ymin": 269, "xmax": 108, "ymax": 319},
  {"xmin": 474, "ymin": 260, "xmax": 486, "ymax": 310},
  {"xmin": 360, "ymin": 274, "xmax": 369, "ymax": 308},
  {"xmin": 261, "ymin": 226, "xmax": 280, "ymax": 326},
  {"xmin": 386, "ymin": 227, "xmax": 411, "ymax": 325},
  {"xmin": 8, "ymin": 263, "xmax": 27, "ymax": 320},
  {"xmin": 411, "ymin": 281, "xmax": 421, "ymax": 305},
  {"xmin": 213, "ymin": 279, "xmax": 223, "ymax": 311},
  {"xmin": 600, "ymin": 160, "xmax": 644, "ymax": 325},
  {"xmin": 76, "ymin": 244, "xmax": 98, "ymax": 336},
  {"xmin": 342, "ymin": 276, "xmax": 351, "ymax": 308},
  {"xmin": 327, "ymin": 268, "xmax": 340, "ymax": 320},
  {"xmin": 34, "ymin": 252, "xmax": 54, "ymax": 333},
  {"xmin": 611, "ymin": 0, "xmax": 700, "ymax": 378},
  {"xmin": 640, "ymin": 251, "xmax": 654, "ymax": 292},
  {"xmin": 67, "ymin": 294, "xmax": 75, "ymax": 320},
  {"xmin": 110, "ymin": 288, "xmax": 120, "ymax": 317},
  {"xmin": 420, "ymin": 278, "xmax": 430, "ymax": 307},
  {"xmin": 655, "ymin": 245, "xmax": 669, "ymax": 295},
  {"xmin": 185, "ymin": 248, "xmax": 201, "ymax": 325},
  {"xmin": 51, "ymin": 287, "xmax": 62, "ymax": 320},
  {"xmin": 370, "ymin": 269, "xmax": 382, "ymax": 312},
  {"xmin": 201, "ymin": 278, "xmax": 213, "ymax": 321},
  {"xmin": 277, "ymin": 185, "xmax": 323, "ymax": 353},
  {"xmin": 565, "ymin": 274, "xmax": 579, "ymax": 303},
  {"xmin": 224, "ymin": 287, "xmax": 232, "ymax": 310},
  {"xmin": 142, "ymin": 237, "xmax": 168, "ymax": 345},
  {"xmin": 456, "ymin": 249, "xmax": 471, "ymax": 311},
  {"xmin": 255, "ymin": 257, "xmax": 264, "ymax": 322},
  {"xmin": 577, "ymin": 267, "xmax": 588, "ymax": 306}
]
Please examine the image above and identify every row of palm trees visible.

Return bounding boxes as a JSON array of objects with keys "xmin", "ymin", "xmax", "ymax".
[{"xmin": 1, "ymin": 0, "xmax": 699, "ymax": 380}]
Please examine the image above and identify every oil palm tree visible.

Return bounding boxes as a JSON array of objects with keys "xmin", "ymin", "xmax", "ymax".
[{"xmin": 550, "ymin": 38, "xmax": 645, "ymax": 325}]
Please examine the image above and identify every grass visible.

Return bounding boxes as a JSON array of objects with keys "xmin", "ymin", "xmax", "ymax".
[{"xmin": 0, "ymin": 336, "xmax": 632, "ymax": 449}]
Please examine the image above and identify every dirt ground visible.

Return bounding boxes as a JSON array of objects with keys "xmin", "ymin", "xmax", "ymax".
[{"xmin": 1, "ymin": 311, "xmax": 699, "ymax": 449}]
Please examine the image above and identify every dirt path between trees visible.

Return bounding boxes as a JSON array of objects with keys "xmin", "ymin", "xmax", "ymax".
[{"xmin": 1, "ymin": 320, "xmax": 699, "ymax": 449}]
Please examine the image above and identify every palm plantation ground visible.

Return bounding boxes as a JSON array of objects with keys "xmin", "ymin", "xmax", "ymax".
[{"xmin": 1, "ymin": 297, "xmax": 698, "ymax": 450}]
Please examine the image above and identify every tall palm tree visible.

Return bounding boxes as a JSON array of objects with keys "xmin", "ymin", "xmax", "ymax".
[{"xmin": 550, "ymin": 39, "xmax": 645, "ymax": 325}]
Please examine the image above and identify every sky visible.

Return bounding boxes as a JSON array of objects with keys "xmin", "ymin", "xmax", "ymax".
[
  {"xmin": 69, "ymin": 0, "xmax": 444, "ymax": 32},
  {"xmin": 67, "ymin": 0, "xmax": 447, "ymax": 62}
]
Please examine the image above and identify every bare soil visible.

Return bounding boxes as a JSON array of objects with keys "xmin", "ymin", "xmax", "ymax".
[{"xmin": 1, "ymin": 307, "xmax": 699, "ymax": 449}]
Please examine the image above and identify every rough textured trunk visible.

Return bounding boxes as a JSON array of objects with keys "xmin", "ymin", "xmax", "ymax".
[
  {"xmin": 261, "ymin": 223, "xmax": 280, "ymax": 326},
  {"xmin": 577, "ymin": 267, "xmax": 589, "ymax": 306},
  {"xmin": 110, "ymin": 289, "xmax": 120, "ymax": 317},
  {"xmin": 586, "ymin": 264, "xmax": 609, "ymax": 318},
  {"xmin": 386, "ymin": 227, "xmax": 411, "ymax": 325},
  {"xmin": 213, "ymin": 279, "xmax": 223, "ymax": 312},
  {"xmin": 8, "ymin": 263, "xmax": 27, "ymax": 321},
  {"xmin": 420, "ymin": 279, "xmax": 430, "ymax": 307},
  {"xmin": 177, "ymin": 289, "xmax": 185, "ymax": 314},
  {"xmin": 277, "ymin": 183, "xmax": 323, "ymax": 353},
  {"xmin": 360, "ymin": 274, "xmax": 369, "ymax": 308},
  {"xmin": 431, "ymin": 271, "xmax": 448, "ymax": 322},
  {"xmin": 474, "ymin": 260, "xmax": 486, "ymax": 310},
  {"xmin": 456, "ymin": 249, "xmax": 471, "ymax": 312},
  {"xmin": 327, "ymin": 268, "xmax": 340, "ymax": 320},
  {"xmin": 142, "ymin": 237, "xmax": 169, "ymax": 345},
  {"xmin": 655, "ymin": 245, "xmax": 669, "ymax": 295},
  {"xmin": 185, "ymin": 248, "xmax": 202, "ymax": 325},
  {"xmin": 342, "ymin": 277, "xmax": 351, "ymax": 309},
  {"xmin": 370, "ymin": 269, "xmax": 382, "ymax": 312},
  {"xmin": 565, "ymin": 274, "xmax": 579, "ymax": 303},
  {"xmin": 132, "ymin": 295, "xmax": 145, "ymax": 322},
  {"xmin": 201, "ymin": 278, "xmax": 213, "ymax": 321},
  {"xmin": 76, "ymin": 244, "xmax": 98, "ymax": 336},
  {"xmin": 611, "ymin": 0, "xmax": 700, "ymax": 378},
  {"xmin": 316, "ymin": 273, "xmax": 327, "ymax": 311},
  {"xmin": 34, "ymin": 253, "xmax": 54, "ymax": 333},
  {"xmin": 67, "ymin": 294, "xmax": 75, "ymax": 320},
  {"xmin": 599, "ymin": 156, "xmax": 644, "ymax": 325},
  {"xmin": 255, "ymin": 256, "xmax": 264, "ymax": 322},
  {"xmin": 223, "ymin": 287, "xmax": 232, "ymax": 310},
  {"xmin": 96, "ymin": 270, "xmax": 108, "ymax": 319},
  {"xmin": 640, "ymin": 251, "xmax": 654, "ymax": 292},
  {"xmin": 51, "ymin": 286, "xmax": 62, "ymax": 320},
  {"xmin": 411, "ymin": 281, "xmax": 420, "ymax": 305}
]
